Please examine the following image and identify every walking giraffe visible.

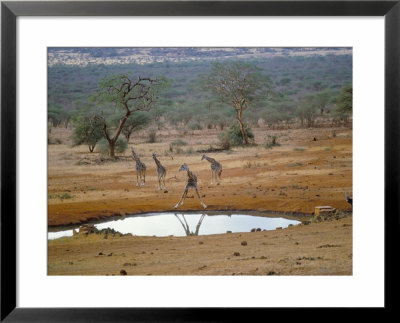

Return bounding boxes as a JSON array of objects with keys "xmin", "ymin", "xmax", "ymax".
[
  {"xmin": 174, "ymin": 163, "xmax": 207, "ymax": 209},
  {"xmin": 130, "ymin": 147, "xmax": 146, "ymax": 186},
  {"xmin": 152, "ymin": 153, "xmax": 166, "ymax": 190},
  {"xmin": 201, "ymin": 154, "xmax": 222, "ymax": 185}
]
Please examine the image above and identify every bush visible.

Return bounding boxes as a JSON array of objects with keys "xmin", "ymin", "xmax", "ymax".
[
  {"xmin": 170, "ymin": 139, "xmax": 187, "ymax": 146},
  {"xmin": 188, "ymin": 121, "xmax": 203, "ymax": 130},
  {"xmin": 71, "ymin": 113, "xmax": 103, "ymax": 152},
  {"xmin": 96, "ymin": 137, "xmax": 128, "ymax": 155},
  {"xmin": 265, "ymin": 135, "xmax": 280, "ymax": 149},
  {"xmin": 147, "ymin": 130, "xmax": 157, "ymax": 143},
  {"xmin": 218, "ymin": 123, "xmax": 254, "ymax": 148},
  {"xmin": 184, "ymin": 147, "xmax": 194, "ymax": 155},
  {"xmin": 217, "ymin": 131, "xmax": 231, "ymax": 150},
  {"xmin": 48, "ymin": 138, "xmax": 62, "ymax": 145}
]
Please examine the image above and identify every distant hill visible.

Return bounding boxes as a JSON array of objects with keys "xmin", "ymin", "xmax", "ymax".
[{"xmin": 48, "ymin": 47, "xmax": 352, "ymax": 67}]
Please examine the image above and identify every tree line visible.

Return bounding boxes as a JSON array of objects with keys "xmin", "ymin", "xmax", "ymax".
[
  {"xmin": 64, "ymin": 60, "xmax": 352, "ymax": 157},
  {"xmin": 48, "ymin": 56, "xmax": 352, "ymax": 156}
]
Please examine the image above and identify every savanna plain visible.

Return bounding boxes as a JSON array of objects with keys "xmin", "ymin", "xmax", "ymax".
[
  {"xmin": 47, "ymin": 48, "xmax": 352, "ymax": 276},
  {"xmin": 48, "ymin": 126, "xmax": 352, "ymax": 276}
]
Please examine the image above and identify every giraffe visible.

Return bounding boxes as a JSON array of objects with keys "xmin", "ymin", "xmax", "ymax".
[
  {"xmin": 174, "ymin": 163, "xmax": 207, "ymax": 209},
  {"xmin": 201, "ymin": 154, "xmax": 222, "ymax": 185},
  {"xmin": 130, "ymin": 147, "xmax": 146, "ymax": 186},
  {"xmin": 174, "ymin": 213, "xmax": 206, "ymax": 236},
  {"xmin": 152, "ymin": 153, "xmax": 166, "ymax": 190}
]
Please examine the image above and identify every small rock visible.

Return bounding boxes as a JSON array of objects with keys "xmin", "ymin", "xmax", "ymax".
[
  {"xmin": 241, "ymin": 241, "xmax": 247, "ymax": 246},
  {"xmin": 79, "ymin": 224, "xmax": 95, "ymax": 234},
  {"xmin": 233, "ymin": 252, "xmax": 240, "ymax": 256},
  {"xmin": 251, "ymin": 228, "xmax": 256, "ymax": 232},
  {"xmin": 199, "ymin": 241, "xmax": 204, "ymax": 245},
  {"xmin": 120, "ymin": 269, "xmax": 127, "ymax": 275},
  {"xmin": 98, "ymin": 252, "xmax": 104, "ymax": 256},
  {"xmin": 164, "ymin": 190, "xmax": 168, "ymax": 193},
  {"xmin": 226, "ymin": 231, "xmax": 232, "ymax": 234},
  {"xmin": 256, "ymin": 228, "xmax": 261, "ymax": 232}
]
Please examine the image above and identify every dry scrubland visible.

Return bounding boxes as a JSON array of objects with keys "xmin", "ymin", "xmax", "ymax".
[{"xmin": 48, "ymin": 125, "xmax": 352, "ymax": 275}]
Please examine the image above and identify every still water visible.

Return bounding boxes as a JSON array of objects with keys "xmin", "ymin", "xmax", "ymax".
[{"xmin": 48, "ymin": 212, "xmax": 301, "ymax": 240}]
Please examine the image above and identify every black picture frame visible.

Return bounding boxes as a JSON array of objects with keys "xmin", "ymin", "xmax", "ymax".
[{"xmin": 1, "ymin": 1, "xmax": 398, "ymax": 321}]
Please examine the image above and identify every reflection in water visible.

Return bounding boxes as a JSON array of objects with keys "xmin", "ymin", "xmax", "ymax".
[
  {"xmin": 48, "ymin": 212, "xmax": 301, "ymax": 240},
  {"xmin": 175, "ymin": 213, "xmax": 205, "ymax": 236}
]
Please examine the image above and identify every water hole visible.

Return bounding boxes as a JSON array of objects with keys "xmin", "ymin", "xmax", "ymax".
[{"xmin": 48, "ymin": 211, "xmax": 301, "ymax": 240}]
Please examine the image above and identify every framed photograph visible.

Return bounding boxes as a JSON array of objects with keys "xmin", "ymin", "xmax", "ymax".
[{"xmin": 1, "ymin": 0, "xmax": 398, "ymax": 320}]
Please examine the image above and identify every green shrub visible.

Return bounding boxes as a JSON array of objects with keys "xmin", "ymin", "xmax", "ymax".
[
  {"xmin": 96, "ymin": 137, "xmax": 128, "ymax": 155},
  {"xmin": 218, "ymin": 123, "xmax": 254, "ymax": 148},
  {"xmin": 188, "ymin": 121, "xmax": 202, "ymax": 130},
  {"xmin": 49, "ymin": 192, "xmax": 74, "ymax": 200}
]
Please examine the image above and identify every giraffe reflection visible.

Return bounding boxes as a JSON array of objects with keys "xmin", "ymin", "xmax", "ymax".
[{"xmin": 174, "ymin": 213, "xmax": 206, "ymax": 236}]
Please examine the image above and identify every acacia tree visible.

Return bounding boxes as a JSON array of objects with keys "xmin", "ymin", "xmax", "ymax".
[
  {"xmin": 92, "ymin": 74, "xmax": 168, "ymax": 157},
  {"xmin": 202, "ymin": 61, "xmax": 271, "ymax": 145},
  {"xmin": 120, "ymin": 112, "xmax": 151, "ymax": 142},
  {"xmin": 71, "ymin": 107, "xmax": 104, "ymax": 152},
  {"xmin": 332, "ymin": 85, "xmax": 352, "ymax": 126},
  {"xmin": 336, "ymin": 84, "xmax": 352, "ymax": 114},
  {"xmin": 297, "ymin": 95, "xmax": 319, "ymax": 128}
]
